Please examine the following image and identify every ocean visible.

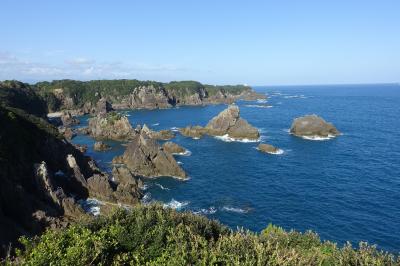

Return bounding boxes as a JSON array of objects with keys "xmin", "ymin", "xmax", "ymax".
[{"xmin": 72, "ymin": 84, "xmax": 400, "ymax": 252}]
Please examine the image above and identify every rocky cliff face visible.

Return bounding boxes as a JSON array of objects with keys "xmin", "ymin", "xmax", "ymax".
[
  {"xmin": 290, "ymin": 115, "xmax": 340, "ymax": 139},
  {"xmin": 179, "ymin": 105, "xmax": 260, "ymax": 140},
  {"xmin": 0, "ymin": 106, "xmax": 97, "ymax": 255},
  {"xmin": 35, "ymin": 79, "xmax": 265, "ymax": 113},
  {"xmin": 113, "ymin": 131, "xmax": 187, "ymax": 179},
  {"xmin": 0, "ymin": 104, "xmax": 143, "ymax": 256}
]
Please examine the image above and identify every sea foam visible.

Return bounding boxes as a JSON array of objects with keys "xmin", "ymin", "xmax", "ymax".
[
  {"xmin": 163, "ymin": 199, "xmax": 189, "ymax": 210},
  {"xmin": 222, "ymin": 206, "xmax": 249, "ymax": 214},
  {"xmin": 173, "ymin": 150, "xmax": 192, "ymax": 156},
  {"xmin": 78, "ymin": 198, "xmax": 103, "ymax": 216},
  {"xmin": 155, "ymin": 183, "xmax": 170, "ymax": 191},
  {"xmin": 214, "ymin": 134, "xmax": 260, "ymax": 143},
  {"xmin": 193, "ymin": 206, "xmax": 217, "ymax": 215}
]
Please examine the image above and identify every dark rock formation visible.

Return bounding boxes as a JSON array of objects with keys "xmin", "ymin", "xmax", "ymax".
[
  {"xmin": 257, "ymin": 143, "xmax": 282, "ymax": 154},
  {"xmin": 0, "ymin": 80, "xmax": 48, "ymax": 117},
  {"xmin": 96, "ymin": 98, "xmax": 113, "ymax": 116},
  {"xmin": 73, "ymin": 144, "xmax": 88, "ymax": 153},
  {"xmin": 75, "ymin": 127, "xmax": 90, "ymax": 135},
  {"xmin": 162, "ymin": 141, "xmax": 186, "ymax": 154},
  {"xmin": 0, "ymin": 105, "xmax": 100, "ymax": 256},
  {"xmin": 60, "ymin": 111, "xmax": 80, "ymax": 127},
  {"xmin": 290, "ymin": 115, "xmax": 340, "ymax": 139},
  {"xmin": 59, "ymin": 127, "xmax": 75, "ymax": 140},
  {"xmin": 179, "ymin": 105, "xmax": 259, "ymax": 140},
  {"xmin": 88, "ymin": 112, "xmax": 135, "ymax": 140},
  {"xmin": 94, "ymin": 141, "xmax": 111, "ymax": 151},
  {"xmin": 113, "ymin": 131, "xmax": 187, "ymax": 179}
]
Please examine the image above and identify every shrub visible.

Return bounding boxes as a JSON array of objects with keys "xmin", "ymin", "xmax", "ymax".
[{"xmin": 12, "ymin": 204, "xmax": 399, "ymax": 265}]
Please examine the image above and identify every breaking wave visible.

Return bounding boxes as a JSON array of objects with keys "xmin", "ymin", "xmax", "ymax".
[
  {"xmin": 173, "ymin": 150, "xmax": 192, "ymax": 156},
  {"xmin": 221, "ymin": 206, "xmax": 249, "ymax": 214},
  {"xmin": 78, "ymin": 198, "xmax": 103, "ymax": 216},
  {"xmin": 155, "ymin": 183, "xmax": 170, "ymax": 191},
  {"xmin": 214, "ymin": 134, "xmax": 260, "ymax": 143},
  {"xmin": 163, "ymin": 199, "xmax": 189, "ymax": 210},
  {"xmin": 193, "ymin": 206, "xmax": 217, "ymax": 215},
  {"xmin": 244, "ymin": 104, "xmax": 273, "ymax": 108}
]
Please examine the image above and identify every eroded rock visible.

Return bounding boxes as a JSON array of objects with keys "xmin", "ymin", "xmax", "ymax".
[
  {"xmin": 93, "ymin": 141, "xmax": 111, "ymax": 151},
  {"xmin": 162, "ymin": 141, "xmax": 186, "ymax": 154},
  {"xmin": 290, "ymin": 115, "xmax": 340, "ymax": 139},
  {"xmin": 114, "ymin": 131, "xmax": 187, "ymax": 179}
]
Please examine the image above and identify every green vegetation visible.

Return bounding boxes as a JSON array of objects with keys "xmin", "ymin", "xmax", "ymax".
[
  {"xmin": 11, "ymin": 204, "xmax": 398, "ymax": 265},
  {"xmin": 0, "ymin": 80, "xmax": 48, "ymax": 117},
  {"xmin": 106, "ymin": 111, "xmax": 123, "ymax": 125},
  {"xmin": 34, "ymin": 79, "xmax": 251, "ymax": 110}
]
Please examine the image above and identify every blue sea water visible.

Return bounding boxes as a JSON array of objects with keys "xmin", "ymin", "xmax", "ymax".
[{"xmin": 72, "ymin": 84, "xmax": 400, "ymax": 252}]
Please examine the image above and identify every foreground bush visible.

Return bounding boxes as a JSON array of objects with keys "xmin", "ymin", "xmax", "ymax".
[{"xmin": 11, "ymin": 204, "xmax": 399, "ymax": 265}]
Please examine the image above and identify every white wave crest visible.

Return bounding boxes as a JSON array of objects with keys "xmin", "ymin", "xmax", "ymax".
[
  {"xmin": 78, "ymin": 198, "xmax": 103, "ymax": 216},
  {"xmin": 152, "ymin": 123, "xmax": 160, "ymax": 126},
  {"xmin": 214, "ymin": 134, "xmax": 260, "ymax": 143},
  {"xmin": 173, "ymin": 150, "xmax": 192, "ymax": 156},
  {"xmin": 222, "ymin": 206, "xmax": 249, "ymax": 214},
  {"xmin": 256, "ymin": 99, "xmax": 268, "ymax": 103},
  {"xmin": 170, "ymin": 127, "xmax": 179, "ymax": 132},
  {"xmin": 141, "ymin": 193, "xmax": 152, "ymax": 204},
  {"xmin": 256, "ymin": 146, "xmax": 284, "ymax": 155},
  {"xmin": 300, "ymin": 134, "xmax": 337, "ymax": 141},
  {"xmin": 193, "ymin": 206, "xmax": 217, "ymax": 215},
  {"xmin": 177, "ymin": 161, "xmax": 184, "ymax": 165},
  {"xmin": 155, "ymin": 183, "xmax": 170, "ymax": 191},
  {"xmin": 163, "ymin": 199, "xmax": 189, "ymax": 210},
  {"xmin": 244, "ymin": 104, "xmax": 273, "ymax": 108}
]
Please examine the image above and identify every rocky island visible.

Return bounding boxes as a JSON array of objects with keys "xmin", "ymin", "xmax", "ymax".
[
  {"xmin": 112, "ymin": 130, "xmax": 187, "ymax": 179},
  {"xmin": 179, "ymin": 105, "xmax": 260, "ymax": 141},
  {"xmin": 257, "ymin": 143, "xmax": 283, "ymax": 155},
  {"xmin": 88, "ymin": 112, "xmax": 136, "ymax": 140},
  {"xmin": 290, "ymin": 114, "xmax": 340, "ymax": 140}
]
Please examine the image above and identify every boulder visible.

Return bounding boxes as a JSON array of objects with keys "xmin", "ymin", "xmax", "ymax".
[
  {"xmin": 93, "ymin": 141, "xmax": 111, "ymax": 151},
  {"xmin": 114, "ymin": 131, "xmax": 187, "ymax": 179},
  {"xmin": 257, "ymin": 143, "xmax": 282, "ymax": 154},
  {"xmin": 179, "ymin": 126, "xmax": 207, "ymax": 139},
  {"xmin": 112, "ymin": 166, "xmax": 143, "ymax": 205},
  {"xmin": 205, "ymin": 105, "xmax": 259, "ymax": 140},
  {"xmin": 88, "ymin": 112, "xmax": 136, "ymax": 140},
  {"xmin": 290, "ymin": 115, "xmax": 340, "ymax": 139},
  {"xmin": 87, "ymin": 174, "xmax": 115, "ymax": 202},
  {"xmin": 162, "ymin": 141, "xmax": 186, "ymax": 154},
  {"xmin": 73, "ymin": 144, "xmax": 88, "ymax": 153},
  {"xmin": 62, "ymin": 127, "xmax": 75, "ymax": 140}
]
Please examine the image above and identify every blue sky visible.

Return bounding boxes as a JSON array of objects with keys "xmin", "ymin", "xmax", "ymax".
[{"xmin": 0, "ymin": 0, "xmax": 399, "ymax": 85}]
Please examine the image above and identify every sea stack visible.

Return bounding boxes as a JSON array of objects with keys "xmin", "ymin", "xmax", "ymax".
[
  {"xmin": 88, "ymin": 112, "xmax": 136, "ymax": 140},
  {"xmin": 113, "ymin": 131, "xmax": 187, "ymax": 179},
  {"xmin": 179, "ymin": 105, "xmax": 260, "ymax": 141},
  {"xmin": 257, "ymin": 143, "xmax": 283, "ymax": 155},
  {"xmin": 290, "ymin": 114, "xmax": 340, "ymax": 139}
]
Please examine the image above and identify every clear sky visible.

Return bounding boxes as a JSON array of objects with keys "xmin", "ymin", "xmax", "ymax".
[{"xmin": 0, "ymin": 0, "xmax": 399, "ymax": 85}]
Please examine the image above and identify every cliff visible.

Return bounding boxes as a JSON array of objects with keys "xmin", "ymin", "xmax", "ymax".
[{"xmin": 35, "ymin": 79, "xmax": 265, "ymax": 113}]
